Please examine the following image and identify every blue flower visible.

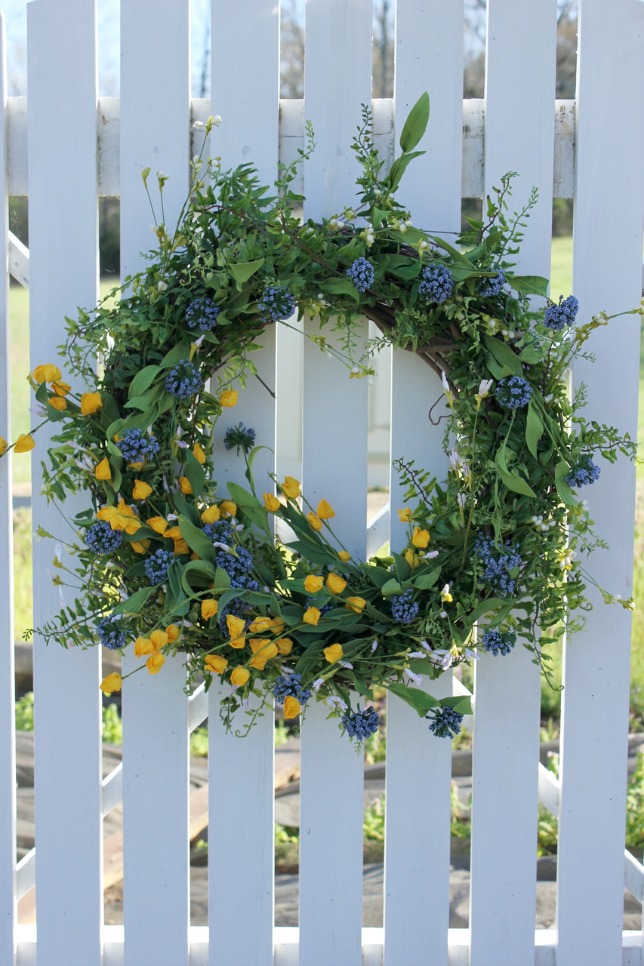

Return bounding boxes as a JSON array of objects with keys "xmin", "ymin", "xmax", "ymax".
[
  {"xmin": 117, "ymin": 428, "xmax": 160, "ymax": 464},
  {"xmin": 185, "ymin": 297, "xmax": 220, "ymax": 331},
  {"xmin": 427, "ymin": 706, "xmax": 464, "ymax": 739},
  {"xmin": 346, "ymin": 258, "xmax": 375, "ymax": 292},
  {"xmin": 164, "ymin": 360, "xmax": 203, "ymax": 399},
  {"xmin": 342, "ymin": 706, "xmax": 380, "ymax": 741},
  {"xmin": 474, "ymin": 535, "xmax": 522, "ymax": 598},
  {"xmin": 215, "ymin": 546, "xmax": 254, "ymax": 580},
  {"xmin": 482, "ymin": 628, "xmax": 516, "ymax": 656},
  {"xmin": 566, "ymin": 456, "xmax": 601, "ymax": 488},
  {"xmin": 85, "ymin": 521, "xmax": 124, "ymax": 554},
  {"xmin": 391, "ymin": 589, "xmax": 420, "ymax": 624},
  {"xmin": 144, "ymin": 548, "xmax": 175, "ymax": 585},
  {"xmin": 479, "ymin": 271, "xmax": 506, "ymax": 297},
  {"xmin": 418, "ymin": 265, "xmax": 454, "ymax": 304},
  {"xmin": 97, "ymin": 615, "xmax": 126, "ymax": 651},
  {"xmin": 223, "ymin": 423, "xmax": 257, "ymax": 455},
  {"xmin": 257, "ymin": 286, "xmax": 296, "ymax": 322},
  {"xmin": 203, "ymin": 521, "xmax": 235, "ymax": 544},
  {"xmin": 544, "ymin": 295, "xmax": 579, "ymax": 330},
  {"xmin": 495, "ymin": 376, "xmax": 532, "ymax": 410},
  {"xmin": 273, "ymin": 673, "xmax": 311, "ymax": 704}
]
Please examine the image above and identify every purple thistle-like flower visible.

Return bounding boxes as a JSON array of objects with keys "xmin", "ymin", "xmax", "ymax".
[
  {"xmin": 97, "ymin": 615, "xmax": 127, "ymax": 651},
  {"xmin": 273, "ymin": 673, "xmax": 311, "ymax": 705},
  {"xmin": 482, "ymin": 628, "xmax": 516, "ymax": 656},
  {"xmin": 566, "ymin": 456, "xmax": 601, "ymax": 488},
  {"xmin": 543, "ymin": 295, "xmax": 579, "ymax": 330},
  {"xmin": 164, "ymin": 360, "xmax": 203, "ymax": 400},
  {"xmin": 185, "ymin": 297, "xmax": 220, "ymax": 331},
  {"xmin": 427, "ymin": 705, "xmax": 464, "ymax": 739},
  {"xmin": 342, "ymin": 706, "xmax": 380, "ymax": 741},
  {"xmin": 479, "ymin": 271, "xmax": 506, "ymax": 297},
  {"xmin": 144, "ymin": 548, "xmax": 175, "ymax": 585},
  {"xmin": 117, "ymin": 429, "xmax": 160, "ymax": 463},
  {"xmin": 391, "ymin": 589, "xmax": 420, "ymax": 624},
  {"xmin": 418, "ymin": 265, "xmax": 454, "ymax": 304},
  {"xmin": 258, "ymin": 286, "xmax": 296, "ymax": 322},
  {"xmin": 85, "ymin": 521, "xmax": 124, "ymax": 555},
  {"xmin": 346, "ymin": 257, "xmax": 375, "ymax": 293},
  {"xmin": 495, "ymin": 375, "xmax": 532, "ymax": 410}
]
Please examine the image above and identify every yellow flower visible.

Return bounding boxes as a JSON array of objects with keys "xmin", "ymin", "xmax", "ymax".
[
  {"xmin": 345, "ymin": 596, "xmax": 366, "ymax": 614},
  {"xmin": 323, "ymin": 643, "xmax": 343, "ymax": 664},
  {"xmin": 95, "ymin": 457, "xmax": 112, "ymax": 481},
  {"xmin": 173, "ymin": 538, "xmax": 190, "ymax": 555},
  {"xmin": 33, "ymin": 363, "xmax": 62, "ymax": 383},
  {"xmin": 249, "ymin": 639, "xmax": 278, "ymax": 669},
  {"xmin": 14, "ymin": 434, "xmax": 35, "ymax": 454},
  {"xmin": 226, "ymin": 615, "xmax": 246, "ymax": 639},
  {"xmin": 179, "ymin": 476, "xmax": 192, "ymax": 495},
  {"xmin": 219, "ymin": 500, "xmax": 237, "ymax": 518},
  {"xmin": 229, "ymin": 636, "xmax": 246, "ymax": 650},
  {"xmin": 326, "ymin": 573, "xmax": 347, "ymax": 595},
  {"xmin": 441, "ymin": 583, "xmax": 453, "ymax": 604},
  {"xmin": 51, "ymin": 380, "xmax": 71, "ymax": 397},
  {"xmin": 48, "ymin": 396, "xmax": 67, "ymax": 411},
  {"xmin": 0, "ymin": 437, "xmax": 7, "ymax": 457},
  {"xmin": 201, "ymin": 505, "xmax": 221, "ymax": 524},
  {"xmin": 98, "ymin": 498, "xmax": 142, "ymax": 534},
  {"xmin": 100, "ymin": 672, "xmax": 122, "ymax": 695},
  {"xmin": 205, "ymin": 654, "xmax": 228, "ymax": 675},
  {"xmin": 411, "ymin": 527, "xmax": 430, "ymax": 549},
  {"xmin": 404, "ymin": 547, "xmax": 422, "ymax": 569},
  {"xmin": 149, "ymin": 629, "xmax": 169, "ymax": 650},
  {"xmin": 134, "ymin": 636, "xmax": 154, "ymax": 657},
  {"xmin": 147, "ymin": 516, "xmax": 169, "ymax": 535},
  {"xmin": 397, "ymin": 508, "xmax": 412, "ymax": 522},
  {"xmin": 283, "ymin": 696, "xmax": 301, "ymax": 720},
  {"xmin": 338, "ymin": 550, "xmax": 351, "ymax": 562},
  {"xmin": 80, "ymin": 392, "xmax": 102, "ymax": 416},
  {"xmin": 166, "ymin": 624, "xmax": 181, "ymax": 643},
  {"xmin": 304, "ymin": 574, "xmax": 324, "ymax": 593},
  {"xmin": 281, "ymin": 476, "xmax": 301, "ymax": 500},
  {"xmin": 132, "ymin": 480, "xmax": 153, "ymax": 500},
  {"xmin": 303, "ymin": 606, "xmax": 321, "ymax": 625},
  {"xmin": 201, "ymin": 599, "xmax": 218, "ymax": 620},
  {"xmin": 276, "ymin": 637, "xmax": 293, "ymax": 655},
  {"xmin": 249, "ymin": 616, "xmax": 272, "ymax": 633},
  {"xmin": 263, "ymin": 492, "xmax": 281, "ymax": 512},
  {"xmin": 230, "ymin": 666, "xmax": 250, "ymax": 687},
  {"xmin": 131, "ymin": 539, "xmax": 151, "ymax": 554},
  {"xmin": 164, "ymin": 526, "xmax": 182, "ymax": 540},
  {"xmin": 192, "ymin": 443, "xmax": 206, "ymax": 464},
  {"xmin": 307, "ymin": 511, "xmax": 323, "ymax": 532},
  {"xmin": 220, "ymin": 389, "xmax": 238, "ymax": 408},
  {"xmin": 128, "ymin": 461, "xmax": 145, "ymax": 471},
  {"xmin": 270, "ymin": 617, "xmax": 286, "ymax": 635},
  {"xmin": 146, "ymin": 652, "xmax": 165, "ymax": 675},
  {"xmin": 317, "ymin": 499, "xmax": 335, "ymax": 520}
]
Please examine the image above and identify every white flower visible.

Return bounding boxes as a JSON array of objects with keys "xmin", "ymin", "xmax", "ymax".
[
  {"xmin": 404, "ymin": 669, "xmax": 422, "ymax": 686},
  {"xmin": 457, "ymin": 493, "xmax": 467, "ymax": 510},
  {"xmin": 312, "ymin": 677, "xmax": 325, "ymax": 691},
  {"xmin": 324, "ymin": 695, "xmax": 348, "ymax": 710},
  {"xmin": 422, "ymin": 549, "xmax": 439, "ymax": 560},
  {"xmin": 431, "ymin": 649, "xmax": 454, "ymax": 669},
  {"xmin": 157, "ymin": 280, "xmax": 168, "ymax": 292}
]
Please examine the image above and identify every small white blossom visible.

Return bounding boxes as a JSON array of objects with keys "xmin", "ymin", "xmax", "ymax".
[{"xmin": 404, "ymin": 669, "xmax": 422, "ymax": 686}]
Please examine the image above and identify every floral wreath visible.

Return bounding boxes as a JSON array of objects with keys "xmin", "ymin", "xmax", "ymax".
[{"xmin": 2, "ymin": 95, "xmax": 639, "ymax": 743}]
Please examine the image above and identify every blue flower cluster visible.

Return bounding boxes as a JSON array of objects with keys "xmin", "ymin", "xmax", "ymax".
[
  {"xmin": 475, "ymin": 534, "xmax": 522, "ymax": 597},
  {"xmin": 479, "ymin": 270, "xmax": 506, "ymax": 297},
  {"xmin": 117, "ymin": 428, "xmax": 160, "ymax": 464},
  {"xmin": 203, "ymin": 520, "xmax": 236, "ymax": 544},
  {"xmin": 342, "ymin": 706, "xmax": 380, "ymax": 741},
  {"xmin": 185, "ymin": 297, "xmax": 220, "ymax": 331},
  {"xmin": 418, "ymin": 265, "xmax": 454, "ymax": 304},
  {"xmin": 544, "ymin": 294, "xmax": 579, "ymax": 330},
  {"xmin": 85, "ymin": 521, "xmax": 124, "ymax": 555},
  {"xmin": 223, "ymin": 422, "xmax": 257, "ymax": 455},
  {"xmin": 144, "ymin": 548, "xmax": 175, "ymax": 585},
  {"xmin": 273, "ymin": 672, "xmax": 311, "ymax": 705},
  {"xmin": 390, "ymin": 589, "xmax": 420, "ymax": 624},
  {"xmin": 346, "ymin": 257, "xmax": 375, "ymax": 292},
  {"xmin": 495, "ymin": 375, "xmax": 532, "ymax": 410},
  {"xmin": 427, "ymin": 706, "xmax": 464, "ymax": 739},
  {"xmin": 258, "ymin": 286, "xmax": 296, "ymax": 322},
  {"xmin": 97, "ymin": 615, "xmax": 126, "ymax": 651},
  {"xmin": 482, "ymin": 628, "xmax": 517, "ymax": 656},
  {"xmin": 566, "ymin": 455, "xmax": 601, "ymax": 488},
  {"xmin": 215, "ymin": 546, "xmax": 254, "ymax": 582},
  {"xmin": 164, "ymin": 360, "xmax": 203, "ymax": 400}
]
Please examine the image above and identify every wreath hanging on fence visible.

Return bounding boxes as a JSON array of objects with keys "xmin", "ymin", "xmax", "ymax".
[{"xmin": 2, "ymin": 94, "xmax": 639, "ymax": 742}]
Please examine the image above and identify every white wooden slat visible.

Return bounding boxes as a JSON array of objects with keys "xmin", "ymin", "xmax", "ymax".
[
  {"xmin": 26, "ymin": 2, "xmax": 102, "ymax": 962},
  {"xmin": 0, "ymin": 16, "xmax": 17, "ymax": 966},
  {"xmin": 8, "ymin": 233, "xmax": 28, "ymax": 288},
  {"xmin": 556, "ymin": 1, "xmax": 644, "ymax": 961},
  {"xmin": 469, "ymin": 4, "xmax": 556, "ymax": 963},
  {"xmin": 119, "ymin": 3, "xmax": 192, "ymax": 963}
]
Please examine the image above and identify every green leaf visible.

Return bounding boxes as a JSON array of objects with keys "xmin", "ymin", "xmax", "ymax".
[
  {"xmin": 442, "ymin": 695, "xmax": 473, "ymax": 715},
  {"xmin": 178, "ymin": 516, "xmax": 217, "ymax": 562},
  {"xmin": 398, "ymin": 92, "xmax": 430, "ymax": 153},
  {"xmin": 381, "ymin": 578, "xmax": 403, "ymax": 598},
  {"xmin": 388, "ymin": 151, "xmax": 425, "ymax": 192},
  {"xmin": 483, "ymin": 334, "xmax": 524, "ymax": 377},
  {"xmin": 111, "ymin": 586, "xmax": 156, "ymax": 616},
  {"xmin": 495, "ymin": 445, "xmax": 537, "ymax": 498},
  {"xmin": 180, "ymin": 560, "xmax": 217, "ymax": 595},
  {"xmin": 412, "ymin": 568, "xmax": 441, "ymax": 590},
  {"xmin": 526, "ymin": 401, "xmax": 545, "ymax": 458},
  {"xmin": 159, "ymin": 342, "xmax": 190, "ymax": 369},
  {"xmin": 124, "ymin": 384, "xmax": 164, "ymax": 411},
  {"xmin": 230, "ymin": 258, "xmax": 265, "ymax": 285},
  {"xmin": 321, "ymin": 277, "xmax": 361, "ymax": 302},
  {"xmin": 506, "ymin": 274, "xmax": 549, "ymax": 298},
  {"xmin": 386, "ymin": 682, "xmax": 439, "ymax": 717},
  {"xmin": 128, "ymin": 365, "xmax": 161, "ymax": 399},
  {"xmin": 184, "ymin": 449, "xmax": 206, "ymax": 497},
  {"xmin": 555, "ymin": 460, "xmax": 579, "ymax": 508}
]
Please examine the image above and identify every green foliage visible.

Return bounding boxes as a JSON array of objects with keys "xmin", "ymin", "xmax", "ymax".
[{"xmin": 15, "ymin": 691, "xmax": 35, "ymax": 731}]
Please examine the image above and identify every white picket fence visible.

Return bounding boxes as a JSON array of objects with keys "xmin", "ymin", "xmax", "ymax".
[{"xmin": 1, "ymin": 1, "xmax": 644, "ymax": 963}]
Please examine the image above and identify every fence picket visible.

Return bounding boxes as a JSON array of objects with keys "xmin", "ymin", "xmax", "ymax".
[
  {"xmin": 556, "ymin": 1, "xmax": 644, "ymax": 962},
  {"xmin": 119, "ymin": 4, "xmax": 192, "ymax": 964}
]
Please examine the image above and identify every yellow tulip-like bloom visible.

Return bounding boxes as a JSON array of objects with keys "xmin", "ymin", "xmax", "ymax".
[
  {"xmin": 80, "ymin": 392, "xmax": 103, "ymax": 416},
  {"xmin": 345, "ymin": 596, "xmax": 366, "ymax": 614},
  {"xmin": 249, "ymin": 616, "xmax": 272, "ymax": 633},
  {"xmin": 249, "ymin": 640, "xmax": 278, "ymax": 670},
  {"xmin": 219, "ymin": 500, "xmax": 237, "ymax": 518},
  {"xmin": 316, "ymin": 499, "xmax": 335, "ymax": 520},
  {"xmin": 411, "ymin": 527, "xmax": 430, "ymax": 549},
  {"xmin": 281, "ymin": 476, "xmax": 301, "ymax": 500},
  {"xmin": 323, "ymin": 643, "xmax": 343, "ymax": 664},
  {"xmin": 147, "ymin": 516, "xmax": 169, "ymax": 535},
  {"xmin": 283, "ymin": 696, "xmax": 301, "ymax": 720},
  {"xmin": 338, "ymin": 550, "xmax": 351, "ymax": 562},
  {"xmin": 0, "ymin": 437, "xmax": 7, "ymax": 457},
  {"xmin": 263, "ymin": 492, "xmax": 281, "ymax": 513},
  {"xmin": 303, "ymin": 606, "xmax": 321, "ymax": 625},
  {"xmin": 131, "ymin": 539, "xmax": 151, "ymax": 554},
  {"xmin": 192, "ymin": 442, "xmax": 206, "ymax": 464},
  {"xmin": 51, "ymin": 380, "xmax": 71, "ymax": 397},
  {"xmin": 97, "ymin": 498, "xmax": 142, "ymax": 534},
  {"xmin": 134, "ymin": 636, "xmax": 155, "ymax": 657},
  {"xmin": 132, "ymin": 479, "xmax": 153, "ymax": 500},
  {"xmin": 404, "ymin": 548, "xmax": 422, "ymax": 569},
  {"xmin": 220, "ymin": 389, "xmax": 238, "ymax": 408},
  {"xmin": 33, "ymin": 363, "xmax": 62, "ymax": 384},
  {"xmin": 271, "ymin": 617, "xmax": 286, "ymax": 635},
  {"xmin": 226, "ymin": 614, "xmax": 246, "ymax": 640},
  {"xmin": 146, "ymin": 652, "xmax": 166, "ymax": 675},
  {"xmin": 326, "ymin": 573, "xmax": 347, "ymax": 595},
  {"xmin": 230, "ymin": 666, "xmax": 250, "ymax": 687},
  {"xmin": 201, "ymin": 598, "xmax": 218, "ymax": 620},
  {"xmin": 149, "ymin": 629, "xmax": 169, "ymax": 650},
  {"xmin": 48, "ymin": 396, "xmax": 67, "ymax": 412},
  {"xmin": 307, "ymin": 512, "xmax": 323, "ymax": 532},
  {"xmin": 440, "ymin": 584, "xmax": 453, "ymax": 604},
  {"xmin": 173, "ymin": 538, "xmax": 190, "ymax": 555},
  {"xmin": 201, "ymin": 504, "xmax": 221, "ymax": 524},
  {"xmin": 276, "ymin": 637, "xmax": 293, "ymax": 655},
  {"xmin": 397, "ymin": 508, "xmax": 412, "ymax": 523},
  {"xmin": 229, "ymin": 636, "xmax": 246, "ymax": 650},
  {"xmin": 304, "ymin": 574, "xmax": 324, "ymax": 593},
  {"xmin": 14, "ymin": 434, "xmax": 35, "ymax": 454},
  {"xmin": 166, "ymin": 624, "xmax": 181, "ymax": 643},
  {"xmin": 179, "ymin": 476, "xmax": 193, "ymax": 495},
  {"xmin": 165, "ymin": 526, "xmax": 182, "ymax": 540},
  {"xmin": 205, "ymin": 654, "xmax": 228, "ymax": 675},
  {"xmin": 100, "ymin": 672, "xmax": 122, "ymax": 695},
  {"xmin": 95, "ymin": 457, "xmax": 112, "ymax": 480}
]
